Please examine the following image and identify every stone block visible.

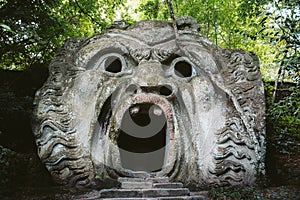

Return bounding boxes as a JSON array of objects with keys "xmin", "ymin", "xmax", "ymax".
[
  {"xmin": 121, "ymin": 181, "xmax": 153, "ymax": 189},
  {"xmin": 142, "ymin": 188, "xmax": 190, "ymax": 197},
  {"xmin": 153, "ymin": 182, "xmax": 183, "ymax": 188}
]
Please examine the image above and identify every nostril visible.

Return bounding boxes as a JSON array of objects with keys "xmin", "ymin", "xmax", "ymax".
[
  {"xmin": 126, "ymin": 84, "xmax": 138, "ymax": 94},
  {"xmin": 159, "ymin": 85, "xmax": 173, "ymax": 96}
]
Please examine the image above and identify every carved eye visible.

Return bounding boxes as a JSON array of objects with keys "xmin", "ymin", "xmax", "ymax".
[
  {"xmin": 96, "ymin": 53, "xmax": 127, "ymax": 74},
  {"xmin": 171, "ymin": 57, "xmax": 194, "ymax": 78},
  {"xmin": 104, "ymin": 56, "xmax": 122, "ymax": 73}
]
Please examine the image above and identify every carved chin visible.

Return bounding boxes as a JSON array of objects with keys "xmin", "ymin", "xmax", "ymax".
[{"xmin": 96, "ymin": 92, "xmax": 177, "ymax": 175}]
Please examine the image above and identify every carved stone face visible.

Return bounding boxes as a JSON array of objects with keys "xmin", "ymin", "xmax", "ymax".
[{"xmin": 32, "ymin": 18, "xmax": 266, "ymax": 189}]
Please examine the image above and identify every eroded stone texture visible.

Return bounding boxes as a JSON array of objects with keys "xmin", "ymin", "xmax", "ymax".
[{"xmin": 32, "ymin": 17, "xmax": 266, "ymax": 189}]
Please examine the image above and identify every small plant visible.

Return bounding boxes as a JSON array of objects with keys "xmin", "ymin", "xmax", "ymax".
[
  {"xmin": 208, "ymin": 186, "xmax": 264, "ymax": 199},
  {"xmin": 0, "ymin": 145, "xmax": 16, "ymax": 186}
]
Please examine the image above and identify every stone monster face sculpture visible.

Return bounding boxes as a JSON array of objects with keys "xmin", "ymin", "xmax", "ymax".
[{"xmin": 32, "ymin": 18, "xmax": 265, "ymax": 189}]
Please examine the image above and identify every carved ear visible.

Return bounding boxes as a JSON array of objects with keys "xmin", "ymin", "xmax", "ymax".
[
  {"xmin": 108, "ymin": 20, "xmax": 130, "ymax": 30},
  {"xmin": 175, "ymin": 16, "xmax": 201, "ymax": 33}
]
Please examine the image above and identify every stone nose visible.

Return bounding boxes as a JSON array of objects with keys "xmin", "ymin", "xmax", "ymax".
[
  {"xmin": 134, "ymin": 60, "xmax": 164, "ymax": 87},
  {"xmin": 126, "ymin": 60, "xmax": 175, "ymax": 98},
  {"xmin": 126, "ymin": 83, "xmax": 175, "ymax": 98}
]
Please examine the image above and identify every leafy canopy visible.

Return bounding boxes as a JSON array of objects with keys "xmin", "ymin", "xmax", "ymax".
[
  {"xmin": 0, "ymin": 0, "xmax": 299, "ymax": 84},
  {"xmin": 0, "ymin": 0, "xmax": 126, "ymax": 70},
  {"xmin": 0, "ymin": 0, "xmax": 299, "ymax": 155}
]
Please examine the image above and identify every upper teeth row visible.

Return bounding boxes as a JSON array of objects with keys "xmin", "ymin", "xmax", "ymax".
[{"xmin": 129, "ymin": 105, "xmax": 163, "ymax": 116}]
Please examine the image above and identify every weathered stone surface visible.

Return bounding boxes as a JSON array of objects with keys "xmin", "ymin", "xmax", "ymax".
[
  {"xmin": 101, "ymin": 198, "xmax": 155, "ymax": 200},
  {"xmin": 100, "ymin": 189, "xmax": 143, "ymax": 198},
  {"xmin": 147, "ymin": 177, "xmax": 170, "ymax": 183},
  {"xmin": 99, "ymin": 188, "xmax": 190, "ymax": 198},
  {"xmin": 142, "ymin": 188, "xmax": 190, "ymax": 197},
  {"xmin": 158, "ymin": 196, "xmax": 206, "ymax": 200},
  {"xmin": 100, "ymin": 197, "xmax": 206, "ymax": 200},
  {"xmin": 118, "ymin": 177, "xmax": 147, "ymax": 183},
  {"xmin": 32, "ymin": 17, "xmax": 266, "ymax": 189},
  {"xmin": 153, "ymin": 182, "xmax": 183, "ymax": 188},
  {"xmin": 121, "ymin": 181, "xmax": 153, "ymax": 189}
]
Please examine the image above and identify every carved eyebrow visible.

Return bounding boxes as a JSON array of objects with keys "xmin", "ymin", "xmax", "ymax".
[
  {"xmin": 107, "ymin": 33, "xmax": 150, "ymax": 46},
  {"xmin": 84, "ymin": 46, "xmax": 130, "ymax": 70},
  {"xmin": 152, "ymin": 39, "xmax": 177, "ymax": 48},
  {"xmin": 90, "ymin": 33, "xmax": 180, "ymax": 63},
  {"xmin": 96, "ymin": 46, "xmax": 129, "ymax": 56}
]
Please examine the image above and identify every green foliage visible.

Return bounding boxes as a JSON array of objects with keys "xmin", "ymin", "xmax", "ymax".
[
  {"xmin": 135, "ymin": 0, "xmax": 280, "ymax": 81},
  {"xmin": 0, "ymin": 145, "xmax": 16, "ymax": 186},
  {"xmin": 137, "ymin": 0, "xmax": 160, "ymax": 19},
  {"xmin": 136, "ymin": 0, "xmax": 266, "ymax": 47},
  {"xmin": 0, "ymin": 0, "xmax": 299, "ymax": 157},
  {"xmin": 0, "ymin": 0, "xmax": 126, "ymax": 71},
  {"xmin": 262, "ymin": 0, "xmax": 300, "ymax": 83},
  {"xmin": 0, "ymin": 145, "xmax": 53, "ymax": 189},
  {"xmin": 261, "ymin": 0, "xmax": 300, "ymax": 155},
  {"xmin": 136, "ymin": 0, "xmax": 169, "ymax": 20},
  {"xmin": 266, "ymin": 85, "xmax": 300, "ymax": 154},
  {"xmin": 0, "ymin": 23, "xmax": 14, "ymax": 33}
]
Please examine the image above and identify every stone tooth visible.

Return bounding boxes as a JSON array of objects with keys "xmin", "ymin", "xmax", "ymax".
[
  {"xmin": 153, "ymin": 106, "xmax": 163, "ymax": 116},
  {"xmin": 130, "ymin": 106, "xmax": 140, "ymax": 116}
]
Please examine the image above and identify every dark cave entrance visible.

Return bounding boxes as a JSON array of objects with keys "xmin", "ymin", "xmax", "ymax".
[{"xmin": 117, "ymin": 103, "xmax": 167, "ymax": 172}]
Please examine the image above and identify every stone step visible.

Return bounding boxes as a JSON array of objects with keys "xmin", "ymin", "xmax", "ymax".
[
  {"xmin": 153, "ymin": 182, "xmax": 183, "ymax": 188},
  {"xmin": 158, "ymin": 195, "xmax": 206, "ymax": 200},
  {"xmin": 99, "ymin": 188, "xmax": 190, "ymax": 198},
  {"xmin": 121, "ymin": 182, "xmax": 183, "ymax": 189},
  {"xmin": 118, "ymin": 176, "xmax": 170, "ymax": 183},
  {"xmin": 118, "ymin": 177, "xmax": 147, "ymax": 183},
  {"xmin": 100, "ymin": 195, "xmax": 206, "ymax": 200},
  {"xmin": 147, "ymin": 177, "xmax": 169, "ymax": 183},
  {"xmin": 130, "ymin": 171, "xmax": 152, "ymax": 178},
  {"xmin": 121, "ymin": 181, "xmax": 153, "ymax": 189},
  {"xmin": 101, "ymin": 198, "xmax": 156, "ymax": 200},
  {"xmin": 100, "ymin": 189, "xmax": 142, "ymax": 198},
  {"xmin": 142, "ymin": 188, "xmax": 190, "ymax": 197}
]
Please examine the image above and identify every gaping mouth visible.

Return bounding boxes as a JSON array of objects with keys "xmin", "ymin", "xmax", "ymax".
[
  {"xmin": 118, "ymin": 103, "xmax": 167, "ymax": 153},
  {"xmin": 94, "ymin": 93, "xmax": 174, "ymax": 174},
  {"xmin": 117, "ymin": 103, "xmax": 167, "ymax": 172}
]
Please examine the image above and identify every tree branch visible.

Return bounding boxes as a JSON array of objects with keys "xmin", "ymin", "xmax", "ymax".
[
  {"xmin": 166, "ymin": 0, "xmax": 178, "ymax": 39},
  {"xmin": 74, "ymin": 0, "xmax": 103, "ymax": 28}
]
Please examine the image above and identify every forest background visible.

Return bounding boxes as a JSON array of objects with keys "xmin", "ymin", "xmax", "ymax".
[
  {"xmin": 0, "ymin": 0, "xmax": 299, "ymax": 197},
  {"xmin": 1, "ymin": 0, "xmax": 299, "ymax": 157}
]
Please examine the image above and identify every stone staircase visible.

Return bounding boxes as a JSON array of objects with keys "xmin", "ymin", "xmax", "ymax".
[{"xmin": 98, "ymin": 175, "xmax": 206, "ymax": 199}]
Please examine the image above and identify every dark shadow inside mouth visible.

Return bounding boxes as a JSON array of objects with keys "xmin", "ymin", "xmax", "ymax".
[
  {"xmin": 117, "ymin": 103, "xmax": 167, "ymax": 172},
  {"xmin": 130, "ymin": 104, "xmax": 152, "ymax": 127},
  {"xmin": 95, "ymin": 95, "xmax": 112, "ymax": 138}
]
